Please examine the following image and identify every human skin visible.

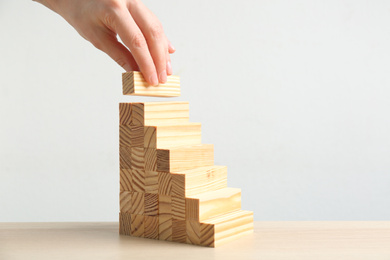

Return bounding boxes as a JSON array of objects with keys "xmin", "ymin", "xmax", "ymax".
[{"xmin": 34, "ymin": 0, "xmax": 175, "ymax": 86}]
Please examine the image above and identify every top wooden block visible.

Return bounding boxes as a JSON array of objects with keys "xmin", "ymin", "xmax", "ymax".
[{"xmin": 123, "ymin": 71, "xmax": 180, "ymax": 97}]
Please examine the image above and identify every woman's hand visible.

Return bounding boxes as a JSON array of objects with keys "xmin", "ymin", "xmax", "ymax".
[{"xmin": 35, "ymin": 0, "xmax": 175, "ymax": 86}]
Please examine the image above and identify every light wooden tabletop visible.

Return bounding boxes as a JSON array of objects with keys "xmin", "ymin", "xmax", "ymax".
[{"xmin": 1, "ymin": 221, "xmax": 389, "ymax": 260}]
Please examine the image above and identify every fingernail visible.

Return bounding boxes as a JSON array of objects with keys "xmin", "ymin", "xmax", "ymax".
[
  {"xmin": 150, "ymin": 73, "xmax": 159, "ymax": 86},
  {"xmin": 167, "ymin": 61, "xmax": 172, "ymax": 75},
  {"xmin": 159, "ymin": 70, "xmax": 167, "ymax": 84},
  {"xmin": 169, "ymin": 42, "xmax": 176, "ymax": 52}
]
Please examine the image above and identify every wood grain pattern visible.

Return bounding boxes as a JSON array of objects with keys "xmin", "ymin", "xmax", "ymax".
[
  {"xmin": 129, "ymin": 125, "xmax": 144, "ymax": 148},
  {"xmin": 157, "ymin": 144, "xmax": 214, "ymax": 172},
  {"xmin": 119, "ymin": 146, "xmax": 132, "ymax": 169},
  {"xmin": 200, "ymin": 223, "xmax": 214, "ymax": 247},
  {"xmin": 144, "ymin": 126, "xmax": 156, "ymax": 148},
  {"xmin": 130, "ymin": 214, "xmax": 144, "ymax": 237},
  {"xmin": 143, "ymin": 102, "xmax": 189, "ymax": 125},
  {"xmin": 185, "ymin": 198, "xmax": 199, "ymax": 221},
  {"xmin": 144, "ymin": 123, "xmax": 202, "ymax": 149},
  {"xmin": 119, "ymin": 126, "xmax": 132, "ymax": 147},
  {"xmin": 130, "ymin": 103, "xmax": 144, "ymax": 126},
  {"xmin": 188, "ymin": 187, "xmax": 241, "ymax": 221},
  {"xmin": 172, "ymin": 220, "xmax": 187, "ymax": 243},
  {"xmin": 119, "ymin": 212, "xmax": 131, "ymax": 236},
  {"xmin": 172, "ymin": 196, "xmax": 185, "ymax": 221},
  {"xmin": 171, "ymin": 174, "xmax": 185, "ymax": 198},
  {"xmin": 130, "ymin": 168, "xmax": 145, "ymax": 192},
  {"xmin": 122, "ymin": 71, "xmax": 180, "ymax": 97},
  {"xmin": 186, "ymin": 221, "xmax": 200, "ymax": 245},
  {"xmin": 144, "ymin": 148, "xmax": 157, "ymax": 171},
  {"xmin": 157, "ymin": 172, "xmax": 172, "ymax": 195},
  {"xmin": 175, "ymin": 165, "xmax": 228, "ymax": 197},
  {"xmin": 119, "ymin": 103, "xmax": 132, "ymax": 125},
  {"xmin": 131, "ymin": 192, "xmax": 144, "ymax": 215},
  {"xmin": 201, "ymin": 210, "xmax": 254, "ymax": 247},
  {"xmin": 120, "ymin": 168, "xmax": 132, "ymax": 191},
  {"xmin": 120, "ymin": 191, "xmax": 132, "ymax": 213},
  {"xmin": 144, "ymin": 193, "xmax": 158, "ymax": 216},
  {"xmin": 158, "ymin": 215, "xmax": 172, "ymax": 241},
  {"xmin": 158, "ymin": 194, "xmax": 171, "ymax": 216},
  {"xmin": 131, "ymin": 147, "xmax": 145, "ymax": 171},
  {"xmin": 144, "ymin": 216, "xmax": 159, "ymax": 239},
  {"xmin": 145, "ymin": 171, "xmax": 158, "ymax": 194}
]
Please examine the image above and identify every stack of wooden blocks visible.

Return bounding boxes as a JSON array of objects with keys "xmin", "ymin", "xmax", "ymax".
[{"xmin": 119, "ymin": 72, "xmax": 253, "ymax": 247}]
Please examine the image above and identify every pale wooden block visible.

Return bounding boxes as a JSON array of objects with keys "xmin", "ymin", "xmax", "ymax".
[
  {"xmin": 186, "ymin": 221, "xmax": 200, "ymax": 245},
  {"xmin": 143, "ymin": 123, "xmax": 202, "ymax": 149},
  {"xmin": 119, "ymin": 146, "xmax": 132, "ymax": 169},
  {"xmin": 144, "ymin": 148, "xmax": 157, "ymax": 171},
  {"xmin": 119, "ymin": 212, "xmax": 131, "ymax": 236},
  {"xmin": 120, "ymin": 191, "xmax": 132, "ymax": 213},
  {"xmin": 157, "ymin": 144, "xmax": 214, "ymax": 172},
  {"xmin": 144, "ymin": 193, "xmax": 158, "ymax": 216},
  {"xmin": 131, "ymin": 102, "xmax": 190, "ymax": 126},
  {"xmin": 201, "ymin": 210, "xmax": 254, "ymax": 247},
  {"xmin": 119, "ymin": 103, "xmax": 132, "ymax": 125},
  {"xmin": 158, "ymin": 194, "xmax": 172, "ymax": 216},
  {"xmin": 172, "ymin": 219, "xmax": 187, "ymax": 243},
  {"xmin": 123, "ymin": 72, "xmax": 180, "ymax": 97},
  {"xmin": 131, "ymin": 192, "xmax": 144, "ymax": 215},
  {"xmin": 144, "ymin": 216, "xmax": 159, "ymax": 239},
  {"xmin": 145, "ymin": 171, "xmax": 158, "ymax": 194},
  {"xmin": 187, "ymin": 188, "xmax": 241, "ymax": 222},
  {"xmin": 158, "ymin": 172, "xmax": 172, "ymax": 195},
  {"xmin": 174, "ymin": 165, "xmax": 228, "ymax": 197},
  {"xmin": 158, "ymin": 215, "xmax": 172, "ymax": 241},
  {"xmin": 130, "ymin": 214, "xmax": 144, "ymax": 237},
  {"xmin": 172, "ymin": 196, "xmax": 185, "ymax": 220},
  {"xmin": 120, "ymin": 168, "xmax": 132, "ymax": 191}
]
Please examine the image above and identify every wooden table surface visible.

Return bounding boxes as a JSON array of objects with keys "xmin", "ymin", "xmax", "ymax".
[{"xmin": 1, "ymin": 221, "xmax": 390, "ymax": 260}]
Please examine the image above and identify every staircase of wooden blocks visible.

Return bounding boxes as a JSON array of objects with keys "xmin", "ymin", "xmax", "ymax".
[{"xmin": 119, "ymin": 72, "xmax": 253, "ymax": 247}]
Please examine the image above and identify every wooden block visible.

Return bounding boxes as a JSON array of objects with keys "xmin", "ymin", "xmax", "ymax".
[
  {"xmin": 131, "ymin": 192, "xmax": 144, "ymax": 215},
  {"xmin": 131, "ymin": 147, "xmax": 145, "ymax": 171},
  {"xmin": 157, "ymin": 144, "xmax": 214, "ymax": 172},
  {"xmin": 120, "ymin": 191, "xmax": 132, "ymax": 213},
  {"xmin": 123, "ymin": 71, "xmax": 180, "ymax": 97},
  {"xmin": 144, "ymin": 216, "xmax": 159, "ymax": 239},
  {"xmin": 187, "ymin": 188, "xmax": 241, "ymax": 221},
  {"xmin": 144, "ymin": 193, "xmax": 158, "ymax": 216},
  {"xmin": 130, "ymin": 168, "xmax": 145, "ymax": 192},
  {"xmin": 130, "ymin": 102, "xmax": 144, "ymax": 126},
  {"xmin": 131, "ymin": 102, "xmax": 190, "ymax": 126},
  {"xmin": 119, "ymin": 126, "xmax": 132, "ymax": 147},
  {"xmin": 172, "ymin": 196, "xmax": 185, "ymax": 220},
  {"xmin": 119, "ymin": 146, "xmax": 132, "ymax": 169},
  {"xmin": 119, "ymin": 212, "xmax": 131, "ymax": 236},
  {"xmin": 172, "ymin": 219, "xmax": 186, "ymax": 243},
  {"xmin": 130, "ymin": 214, "xmax": 144, "ymax": 237},
  {"xmin": 185, "ymin": 198, "xmax": 199, "ymax": 221},
  {"xmin": 171, "ymin": 174, "xmax": 185, "ymax": 198},
  {"xmin": 120, "ymin": 125, "xmax": 143, "ymax": 148},
  {"xmin": 200, "ymin": 223, "xmax": 214, "ymax": 247},
  {"xmin": 144, "ymin": 123, "xmax": 202, "ymax": 149},
  {"xmin": 145, "ymin": 171, "xmax": 158, "ymax": 194},
  {"xmin": 201, "ymin": 210, "xmax": 254, "ymax": 247},
  {"xmin": 144, "ymin": 126, "xmax": 156, "ymax": 148},
  {"xmin": 120, "ymin": 168, "xmax": 132, "ymax": 191},
  {"xmin": 175, "ymin": 165, "xmax": 228, "ymax": 197},
  {"xmin": 186, "ymin": 221, "xmax": 200, "ymax": 245},
  {"xmin": 159, "ymin": 215, "xmax": 172, "ymax": 241},
  {"xmin": 144, "ymin": 148, "xmax": 157, "ymax": 171},
  {"xmin": 119, "ymin": 103, "xmax": 132, "ymax": 125},
  {"xmin": 158, "ymin": 172, "xmax": 172, "ymax": 195},
  {"xmin": 158, "ymin": 195, "xmax": 172, "ymax": 216}
]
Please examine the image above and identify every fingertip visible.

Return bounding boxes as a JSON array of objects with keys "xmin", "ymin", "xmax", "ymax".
[
  {"xmin": 168, "ymin": 42, "xmax": 176, "ymax": 54},
  {"xmin": 159, "ymin": 70, "xmax": 167, "ymax": 84},
  {"xmin": 166, "ymin": 61, "xmax": 172, "ymax": 76},
  {"xmin": 149, "ymin": 73, "xmax": 159, "ymax": 86}
]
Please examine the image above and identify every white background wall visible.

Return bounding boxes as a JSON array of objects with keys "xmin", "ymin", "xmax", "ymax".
[{"xmin": 1, "ymin": 0, "xmax": 389, "ymax": 222}]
